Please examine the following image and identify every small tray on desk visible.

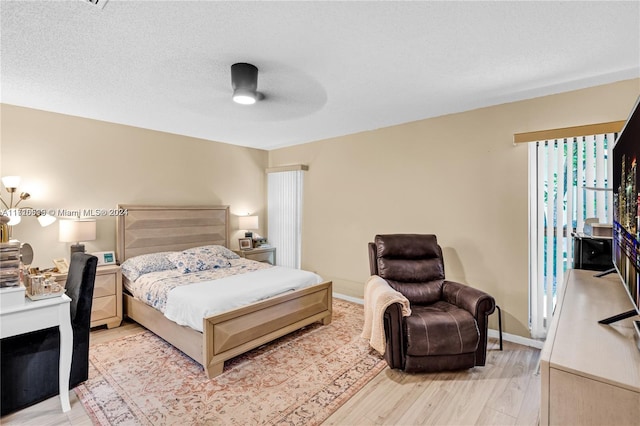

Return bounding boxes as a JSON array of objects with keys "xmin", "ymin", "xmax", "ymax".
[{"xmin": 26, "ymin": 289, "xmax": 66, "ymax": 301}]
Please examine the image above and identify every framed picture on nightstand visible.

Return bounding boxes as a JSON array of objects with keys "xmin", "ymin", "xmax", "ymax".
[{"xmin": 238, "ymin": 238, "xmax": 252, "ymax": 250}]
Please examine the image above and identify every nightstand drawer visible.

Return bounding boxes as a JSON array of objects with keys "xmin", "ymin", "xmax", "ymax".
[
  {"xmin": 48, "ymin": 264, "xmax": 122, "ymax": 328},
  {"xmin": 94, "ymin": 273, "xmax": 116, "ymax": 298},
  {"xmin": 233, "ymin": 247, "xmax": 276, "ymax": 265},
  {"xmin": 246, "ymin": 251, "xmax": 273, "ymax": 263},
  {"xmin": 91, "ymin": 295, "xmax": 116, "ymax": 321}
]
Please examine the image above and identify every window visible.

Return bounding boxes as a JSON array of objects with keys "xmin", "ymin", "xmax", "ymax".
[
  {"xmin": 267, "ymin": 165, "xmax": 307, "ymax": 269},
  {"xmin": 523, "ymin": 123, "xmax": 621, "ymax": 338}
]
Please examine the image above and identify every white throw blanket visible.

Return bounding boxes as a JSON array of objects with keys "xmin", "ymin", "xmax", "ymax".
[{"xmin": 361, "ymin": 275, "xmax": 411, "ymax": 355}]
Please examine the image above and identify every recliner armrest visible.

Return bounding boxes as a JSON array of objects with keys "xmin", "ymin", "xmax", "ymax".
[
  {"xmin": 443, "ymin": 280, "xmax": 496, "ymax": 366},
  {"xmin": 442, "ymin": 280, "xmax": 496, "ymax": 318},
  {"xmin": 383, "ymin": 302, "xmax": 405, "ymax": 369}
]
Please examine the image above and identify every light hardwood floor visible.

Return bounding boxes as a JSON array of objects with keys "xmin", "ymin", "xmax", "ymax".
[
  {"xmin": 324, "ymin": 339, "xmax": 541, "ymax": 425},
  {"xmin": 1, "ymin": 322, "xmax": 540, "ymax": 426}
]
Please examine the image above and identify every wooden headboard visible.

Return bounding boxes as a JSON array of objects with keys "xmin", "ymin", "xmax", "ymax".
[{"xmin": 116, "ymin": 205, "xmax": 230, "ymax": 262}]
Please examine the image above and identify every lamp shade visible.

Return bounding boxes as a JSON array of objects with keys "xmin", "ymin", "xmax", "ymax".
[
  {"xmin": 1, "ymin": 176, "xmax": 21, "ymax": 189},
  {"xmin": 59, "ymin": 219, "xmax": 96, "ymax": 243},
  {"xmin": 37, "ymin": 214, "xmax": 57, "ymax": 227},
  {"xmin": 238, "ymin": 215, "xmax": 259, "ymax": 230},
  {"xmin": 5, "ymin": 209, "xmax": 21, "ymax": 226}
]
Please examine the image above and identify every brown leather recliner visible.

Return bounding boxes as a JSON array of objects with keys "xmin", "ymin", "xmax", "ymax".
[{"xmin": 368, "ymin": 234, "xmax": 495, "ymax": 373}]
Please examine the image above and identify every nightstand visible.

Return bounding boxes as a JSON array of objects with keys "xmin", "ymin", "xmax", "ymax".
[
  {"xmin": 53, "ymin": 264, "xmax": 122, "ymax": 329},
  {"xmin": 234, "ymin": 247, "xmax": 276, "ymax": 265}
]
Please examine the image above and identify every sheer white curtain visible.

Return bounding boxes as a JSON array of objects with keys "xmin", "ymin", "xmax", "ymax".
[
  {"xmin": 529, "ymin": 133, "xmax": 615, "ymax": 338},
  {"xmin": 267, "ymin": 167, "xmax": 305, "ymax": 269}
]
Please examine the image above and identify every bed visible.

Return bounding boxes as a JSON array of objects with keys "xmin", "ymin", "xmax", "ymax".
[{"xmin": 116, "ymin": 204, "xmax": 332, "ymax": 378}]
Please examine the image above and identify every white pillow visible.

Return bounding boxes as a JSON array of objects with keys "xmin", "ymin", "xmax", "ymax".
[{"xmin": 120, "ymin": 252, "xmax": 176, "ymax": 281}]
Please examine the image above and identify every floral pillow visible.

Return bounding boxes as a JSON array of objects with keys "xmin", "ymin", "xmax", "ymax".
[
  {"xmin": 167, "ymin": 252, "xmax": 231, "ymax": 274},
  {"xmin": 184, "ymin": 245, "xmax": 240, "ymax": 260},
  {"xmin": 121, "ymin": 252, "xmax": 177, "ymax": 282}
]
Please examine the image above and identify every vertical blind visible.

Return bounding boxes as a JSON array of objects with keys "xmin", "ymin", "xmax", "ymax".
[
  {"xmin": 529, "ymin": 133, "xmax": 615, "ymax": 338},
  {"xmin": 267, "ymin": 168, "xmax": 304, "ymax": 269}
]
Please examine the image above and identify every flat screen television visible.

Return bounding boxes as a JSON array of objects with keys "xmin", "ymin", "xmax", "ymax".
[{"xmin": 605, "ymin": 95, "xmax": 640, "ymax": 343}]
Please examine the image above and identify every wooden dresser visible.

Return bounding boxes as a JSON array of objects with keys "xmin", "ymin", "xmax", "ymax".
[
  {"xmin": 540, "ymin": 269, "xmax": 640, "ymax": 425},
  {"xmin": 54, "ymin": 264, "xmax": 122, "ymax": 329}
]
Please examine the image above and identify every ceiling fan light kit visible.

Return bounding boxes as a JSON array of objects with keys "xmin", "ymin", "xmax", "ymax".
[
  {"xmin": 231, "ymin": 63, "xmax": 263, "ymax": 105},
  {"xmin": 232, "ymin": 88, "xmax": 257, "ymax": 105}
]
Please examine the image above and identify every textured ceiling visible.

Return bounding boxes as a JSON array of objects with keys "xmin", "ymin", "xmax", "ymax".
[{"xmin": 1, "ymin": 1, "xmax": 639, "ymax": 150}]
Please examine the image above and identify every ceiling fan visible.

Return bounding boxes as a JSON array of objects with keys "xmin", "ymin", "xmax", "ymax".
[{"xmin": 231, "ymin": 63, "xmax": 264, "ymax": 105}]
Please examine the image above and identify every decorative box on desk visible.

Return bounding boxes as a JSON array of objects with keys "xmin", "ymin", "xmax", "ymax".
[
  {"xmin": 53, "ymin": 264, "xmax": 122, "ymax": 328},
  {"xmin": 233, "ymin": 246, "xmax": 276, "ymax": 265}
]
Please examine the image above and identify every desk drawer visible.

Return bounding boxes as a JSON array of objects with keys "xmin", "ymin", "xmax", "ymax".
[
  {"xmin": 91, "ymin": 295, "xmax": 116, "ymax": 321},
  {"xmin": 94, "ymin": 273, "xmax": 116, "ymax": 298}
]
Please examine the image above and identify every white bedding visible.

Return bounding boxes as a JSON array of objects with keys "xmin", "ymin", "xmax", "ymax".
[
  {"xmin": 164, "ymin": 266, "xmax": 323, "ymax": 332},
  {"xmin": 125, "ymin": 260, "xmax": 324, "ymax": 333}
]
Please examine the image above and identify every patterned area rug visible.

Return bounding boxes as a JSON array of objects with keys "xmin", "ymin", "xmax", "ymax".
[{"xmin": 75, "ymin": 299, "xmax": 385, "ymax": 425}]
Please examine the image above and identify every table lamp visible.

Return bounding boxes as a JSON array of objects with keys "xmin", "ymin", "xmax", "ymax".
[
  {"xmin": 59, "ymin": 219, "xmax": 96, "ymax": 257},
  {"xmin": 238, "ymin": 215, "xmax": 259, "ymax": 238}
]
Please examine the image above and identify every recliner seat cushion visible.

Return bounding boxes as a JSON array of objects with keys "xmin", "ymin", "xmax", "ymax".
[{"xmin": 405, "ymin": 302, "xmax": 480, "ymax": 357}]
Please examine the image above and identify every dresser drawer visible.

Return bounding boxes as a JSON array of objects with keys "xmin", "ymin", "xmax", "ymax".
[
  {"xmin": 91, "ymin": 295, "xmax": 116, "ymax": 322},
  {"xmin": 93, "ymin": 273, "xmax": 116, "ymax": 298}
]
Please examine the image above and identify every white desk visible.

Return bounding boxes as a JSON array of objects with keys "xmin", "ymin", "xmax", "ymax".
[{"xmin": 0, "ymin": 294, "xmax": 73, "ymax": 413}]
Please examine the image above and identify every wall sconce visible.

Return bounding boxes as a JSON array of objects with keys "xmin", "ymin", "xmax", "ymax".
[
  {"xmin": 59, "ymin": 219, "xmax": 96, "ymax": 257},
  {"xmin": 238, "ymin": 215, "xmax": 259, "ymax": 238},
  {"xmin": 0, "ymin": 176, "xmax": 56, "ymax": 236}
]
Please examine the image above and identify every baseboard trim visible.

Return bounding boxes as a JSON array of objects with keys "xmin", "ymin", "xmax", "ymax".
[
  {"xmin": 333, "ymin": 292, "xmax": 364, "ymax": 305},
  {"xmin": 488, "ymin": 329, "xmax": 544, "ymax": 349},
  {"xmin": 333, "ymin": 292, "xmax": 545, "ymax": 350}
]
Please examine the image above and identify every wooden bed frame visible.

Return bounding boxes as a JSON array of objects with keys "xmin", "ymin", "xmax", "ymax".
[{"xmin": 116, "ymin": 204, "xmax": 332, "ymax": 378}]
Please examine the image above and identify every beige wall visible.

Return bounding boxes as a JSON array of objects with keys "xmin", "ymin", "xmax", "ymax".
[
  {"xmin": 0, "ymin": 105, "xmax": 269, "ymax": 267},
  {"xmin": 268, "ymin": 78, "xmax": 640, "ymax": 338},
  {"xmin": 2, "ymin": 79, "xmax": 638, "ymax": 338}
]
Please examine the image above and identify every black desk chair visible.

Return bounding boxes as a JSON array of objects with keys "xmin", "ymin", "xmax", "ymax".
[{"xmin": 1, "ymin": 253, "xmax": 97, "ymax": 416}]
